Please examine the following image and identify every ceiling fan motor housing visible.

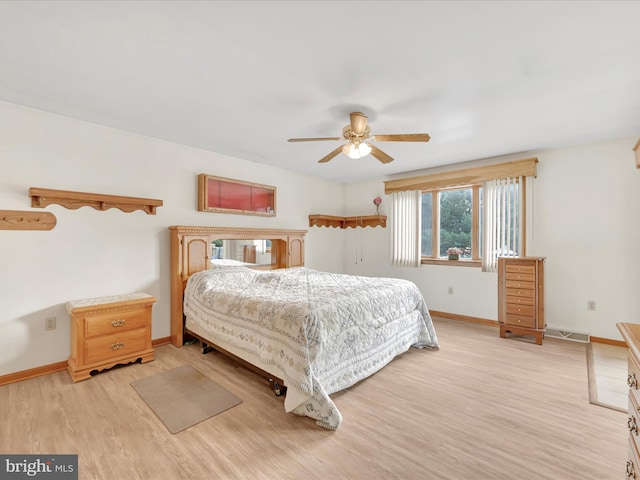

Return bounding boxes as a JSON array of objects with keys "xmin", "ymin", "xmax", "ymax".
[{"xmin": 342, "ymin": 124, "xmax": 371, "ymax": 142}]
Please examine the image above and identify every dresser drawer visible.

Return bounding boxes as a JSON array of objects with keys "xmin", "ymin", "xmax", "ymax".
[
  {"xmin": 505, "ymin": 315, "xmax": 535, "ymax": 328},
  {"xmin": 505, "ymin": 280, "xmax": 535, "ymax": 290},
  {"xmin": 505, "ymin": 295, "xmax": 535, "ymax": 306},
  {"xmin": 629, "ymin": 354, "xmax": 640, "ymax": 392},
  {"xmin": 505, "ymin": 288, "xmax": 535, "ymax": 298},
  {"xmin": 506, "ymin": 303, "xmax": 535, "ymax": 317},
  {"xmin": 629, "ymin": 436, "xmax": 640, "ymax": 480},
  {"xmin": 505, "ymin": 272, "xmax": 535, "ymax": 283},
  {"xmin": 84, "ymin": 308, "xmax": 149, "ymax": 338},
  {"xmin": 629, "ymin": 393, "xmax": 640, "ymax": 454},
  {"xmin": 85, "ymin": 328, "xmax": 149, "ymax": 364},
  {"xmin": 505, "ymin": 264, "xmax": 535, "ymax": 274}
]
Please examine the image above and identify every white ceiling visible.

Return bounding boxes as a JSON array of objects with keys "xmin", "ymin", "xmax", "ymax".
[{"xmin": 1, "ymin": 1, "xmax": 639, "ymax": 183}]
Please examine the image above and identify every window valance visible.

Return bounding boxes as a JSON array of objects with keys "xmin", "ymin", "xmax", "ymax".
[{"xmin": 384, "ymin": 157, "xmax": 538, "ymax": 194}]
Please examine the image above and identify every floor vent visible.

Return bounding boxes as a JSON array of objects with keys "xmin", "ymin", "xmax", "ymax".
[{"xmin": 546, "ymin": 328, "xmax": 590, "ymax": 343}]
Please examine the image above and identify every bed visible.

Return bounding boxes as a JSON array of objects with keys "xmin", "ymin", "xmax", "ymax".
[{"xmin": 169, "ymin": 226, "xmax": 439, "ymax": 430}]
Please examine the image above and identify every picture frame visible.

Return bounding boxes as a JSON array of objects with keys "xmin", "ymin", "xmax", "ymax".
[{"xmin": 197, "ymin": 174, "xmax": 276, "ymax": 216}]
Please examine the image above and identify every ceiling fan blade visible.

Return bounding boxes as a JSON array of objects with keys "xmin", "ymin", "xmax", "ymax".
[
  {"xmin": 371, "ymin": 133, "xmax": 431, "ymax": 142},
  {"xmin": 318, "ymin": 145, "xmax": 345, "ymax": 163},
  {"xmin": 349, "ymin": 112, "xmax": 368, "ymax": 136},
  {"xmin": 288, "ymin": 137, "xmax": 342, "ymax": 142},
  {"xmin": 369, "ymin": 145, "xmax": 394, "ymax": 164}
]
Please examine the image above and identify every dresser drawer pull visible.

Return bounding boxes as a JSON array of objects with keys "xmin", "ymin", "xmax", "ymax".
[
  {"xmin": 629, "ymin": 373, "xmax": 638, "ymax": 389},
  {"xmin": 627, "ymin": 460, "xmax": 636, "ymax": 479},
  {"xmin": 111, "ymin": 342, "xmax": 125, "ymax": 350},
  {"xmin": 629, "ymin": 415, "xmax": 638, "ymax": 435},
  {"xmin": 111, "ymin": 319, "xmax": 126, "ymax": 327}
]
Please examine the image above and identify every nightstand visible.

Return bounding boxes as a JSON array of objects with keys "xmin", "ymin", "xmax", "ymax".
[{"xmin": 67, "ymin": 292, "xmax": 156, "ymax": 382}]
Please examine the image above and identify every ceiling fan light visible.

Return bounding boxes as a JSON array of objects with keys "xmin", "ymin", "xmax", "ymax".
[
  {"xmin": 359, "ymin": 142, "xmax": 372, "ymax": 157},
  {"xmin": 343, "ymin": 143, "xmax": 371, "ymax": 159}
]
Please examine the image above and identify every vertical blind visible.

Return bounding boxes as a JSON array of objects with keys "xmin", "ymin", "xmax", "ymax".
[
  {"xmin": 391, "ymin": 190, "xmax": 422, "ymax": 267},
  {"xmin": 482, "ymin": 176, "xmax": 522, "ymax": 272}
]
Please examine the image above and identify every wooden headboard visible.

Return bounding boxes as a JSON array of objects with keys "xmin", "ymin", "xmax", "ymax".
[{"xmin": 168, "ymin": 226, "xmax": 307, "ymax": 347}]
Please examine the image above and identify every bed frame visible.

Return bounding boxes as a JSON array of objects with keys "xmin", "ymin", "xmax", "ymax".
[{"xmin": 168, "ymin": 226, "xmax": 307, "ymax": 393}]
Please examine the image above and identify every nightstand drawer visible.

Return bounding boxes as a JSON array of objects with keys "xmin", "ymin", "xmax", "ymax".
[
  {"xmin": 84, "ymin": 309, "xmax": 148, "ymax": 338},
  {"xmin": 85, "ymin": 328, "xmax": 148, "ymax": 364}
]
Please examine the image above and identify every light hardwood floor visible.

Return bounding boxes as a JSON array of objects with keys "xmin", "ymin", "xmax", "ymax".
[{"xmin": 0, "ymin": 318, "xmax": 626, "ymax": 480}]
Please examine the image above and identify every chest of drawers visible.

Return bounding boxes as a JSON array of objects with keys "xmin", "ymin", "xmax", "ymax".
[
  {"xmin": 617, "ymin": 323, "xmax": 640, "ymax": 478},
  {"xmin": 67, "ymin": 292, "xmax": 156, "ymax": 382},
  {"xmin": 498, "ymin": 256, "xmax": 546, "ymax": 345}
]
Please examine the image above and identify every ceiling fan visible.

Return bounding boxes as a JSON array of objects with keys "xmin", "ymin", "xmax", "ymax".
[{"xmin": 287, "ymin": 112, "xmax": 430, "ymax": 164}]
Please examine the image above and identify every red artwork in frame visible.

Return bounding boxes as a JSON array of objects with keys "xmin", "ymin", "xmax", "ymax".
[{"xmin": 197, "ymin": 174, "xmax": 276, "ymax": 216}]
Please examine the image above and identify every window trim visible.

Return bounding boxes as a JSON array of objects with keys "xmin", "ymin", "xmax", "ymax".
[{"xmin": 384, "ymin": 157, "xmax": 537, "ymax": 193}]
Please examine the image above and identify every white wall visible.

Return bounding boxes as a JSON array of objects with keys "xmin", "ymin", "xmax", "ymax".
[
  {"xmin": 0, "ymin": 101, "xmax": 345, "ymax": 376},
  {"xmin": 343, "ymin": 136, "xmax": 640, "ymax": 341},
  {"xmin": 1, "ymin": 98, "xmax": 637, "ymax": 378}
]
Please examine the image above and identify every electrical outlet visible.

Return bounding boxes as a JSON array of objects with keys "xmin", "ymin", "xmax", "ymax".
[
  {"xmin": 45, "ymin": 317, "xmax": 56, "ymax": 330},
  {"xmin": 448, "ymin": 286, "xmax": 454, "ymax": 295},
  {"xmin": 587, "ymin": 301, "xmax": 596, "ymax": 311}
]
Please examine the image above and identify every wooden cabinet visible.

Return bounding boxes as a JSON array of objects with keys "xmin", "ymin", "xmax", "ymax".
[
  {"xmin": 67, "ymin": 293, "xmax": 156, "ymax": 382},
  {"xmin": 287, "ymin": 236, "xmax": 304, "ymax": 267},
  {"xmin": 498, "ymin": 256, "xmax": 546, "ymax": 345},
  {"xmin": 617, "ymin": 323, "xmax": 640, "ymax": 478}
]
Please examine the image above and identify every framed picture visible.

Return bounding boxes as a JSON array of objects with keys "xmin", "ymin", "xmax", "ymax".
[{"xmin": 197, "ymin": 174, "xmax": 276, "ymax": 216}]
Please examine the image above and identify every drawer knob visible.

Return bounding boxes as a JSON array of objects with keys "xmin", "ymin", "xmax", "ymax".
[
  {"xmin": 629, "ymin": 373, "xmax": 638, "ymax": 389},
  {"xmin": 627, "ymin": 460, "xmax": 636, "ymax": 479},
  {"xmin": 111, "ymin": 319, "xmax": 126, "ymax": 327},
  {"xmin": 629, "ymin": 415, "xmax": 638, "ymax": 435},
  {"xmin": 111, "ymin": 342, "xmax": 125, "ymax": 350}
]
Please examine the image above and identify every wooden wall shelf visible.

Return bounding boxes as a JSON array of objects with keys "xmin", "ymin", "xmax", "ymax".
[
  {"xmin": 0, "ymin": 210, "xmax": 57, "ymax": 230},
  {"xmin": 309, "ymin": 214, "xmax": 387, "ymax": 229},
  {"xmin": 29, "ymin": 188, "xmax": 163, "ymax": 215}
]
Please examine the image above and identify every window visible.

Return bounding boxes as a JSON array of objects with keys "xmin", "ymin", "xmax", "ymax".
[
  {"xmin": 421, "ymin": 185, "xmax": 481, "ymax": 262},
  {"xmin": 439, "ymin": 188, "xmax": 473, "ymax": 258},
  {"xmin": 420, "ymin": 193, "xmax": 432, "ymax": 256},
  {"xmin": 420, "ymin": 181, "xmax": 523, "ymax": 265},
  {"xmin": 385, "ymin": 158, "xmax": 536, "ymax": 268}
]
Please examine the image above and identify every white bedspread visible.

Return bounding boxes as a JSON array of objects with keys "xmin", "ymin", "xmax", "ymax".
[{"xmin": 183, "ymin": 266, "xmax": 439, "ymax": 429}]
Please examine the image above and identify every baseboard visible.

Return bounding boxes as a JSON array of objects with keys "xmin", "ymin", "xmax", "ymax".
[
  {"xmin": 152, "ymin": 336, "xmax": 171, "ymax": 347},
  {"xmin": 590, "ymin": 336, "xmax": 627, "ymax": 348},
  {"xmin": 0, "ymin": 361, "xmax": 68, "ymax": 387},
  {"xmin": 0, "ymin": 337, "xmax": 173, "ymax": 386},
  {"xmin": 429, "ymin": 310, "xmax": 498, "ymax": 327},
  {"xmin": 431, "ymin": 310, "xmax": 625, "ymax": 347}
]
